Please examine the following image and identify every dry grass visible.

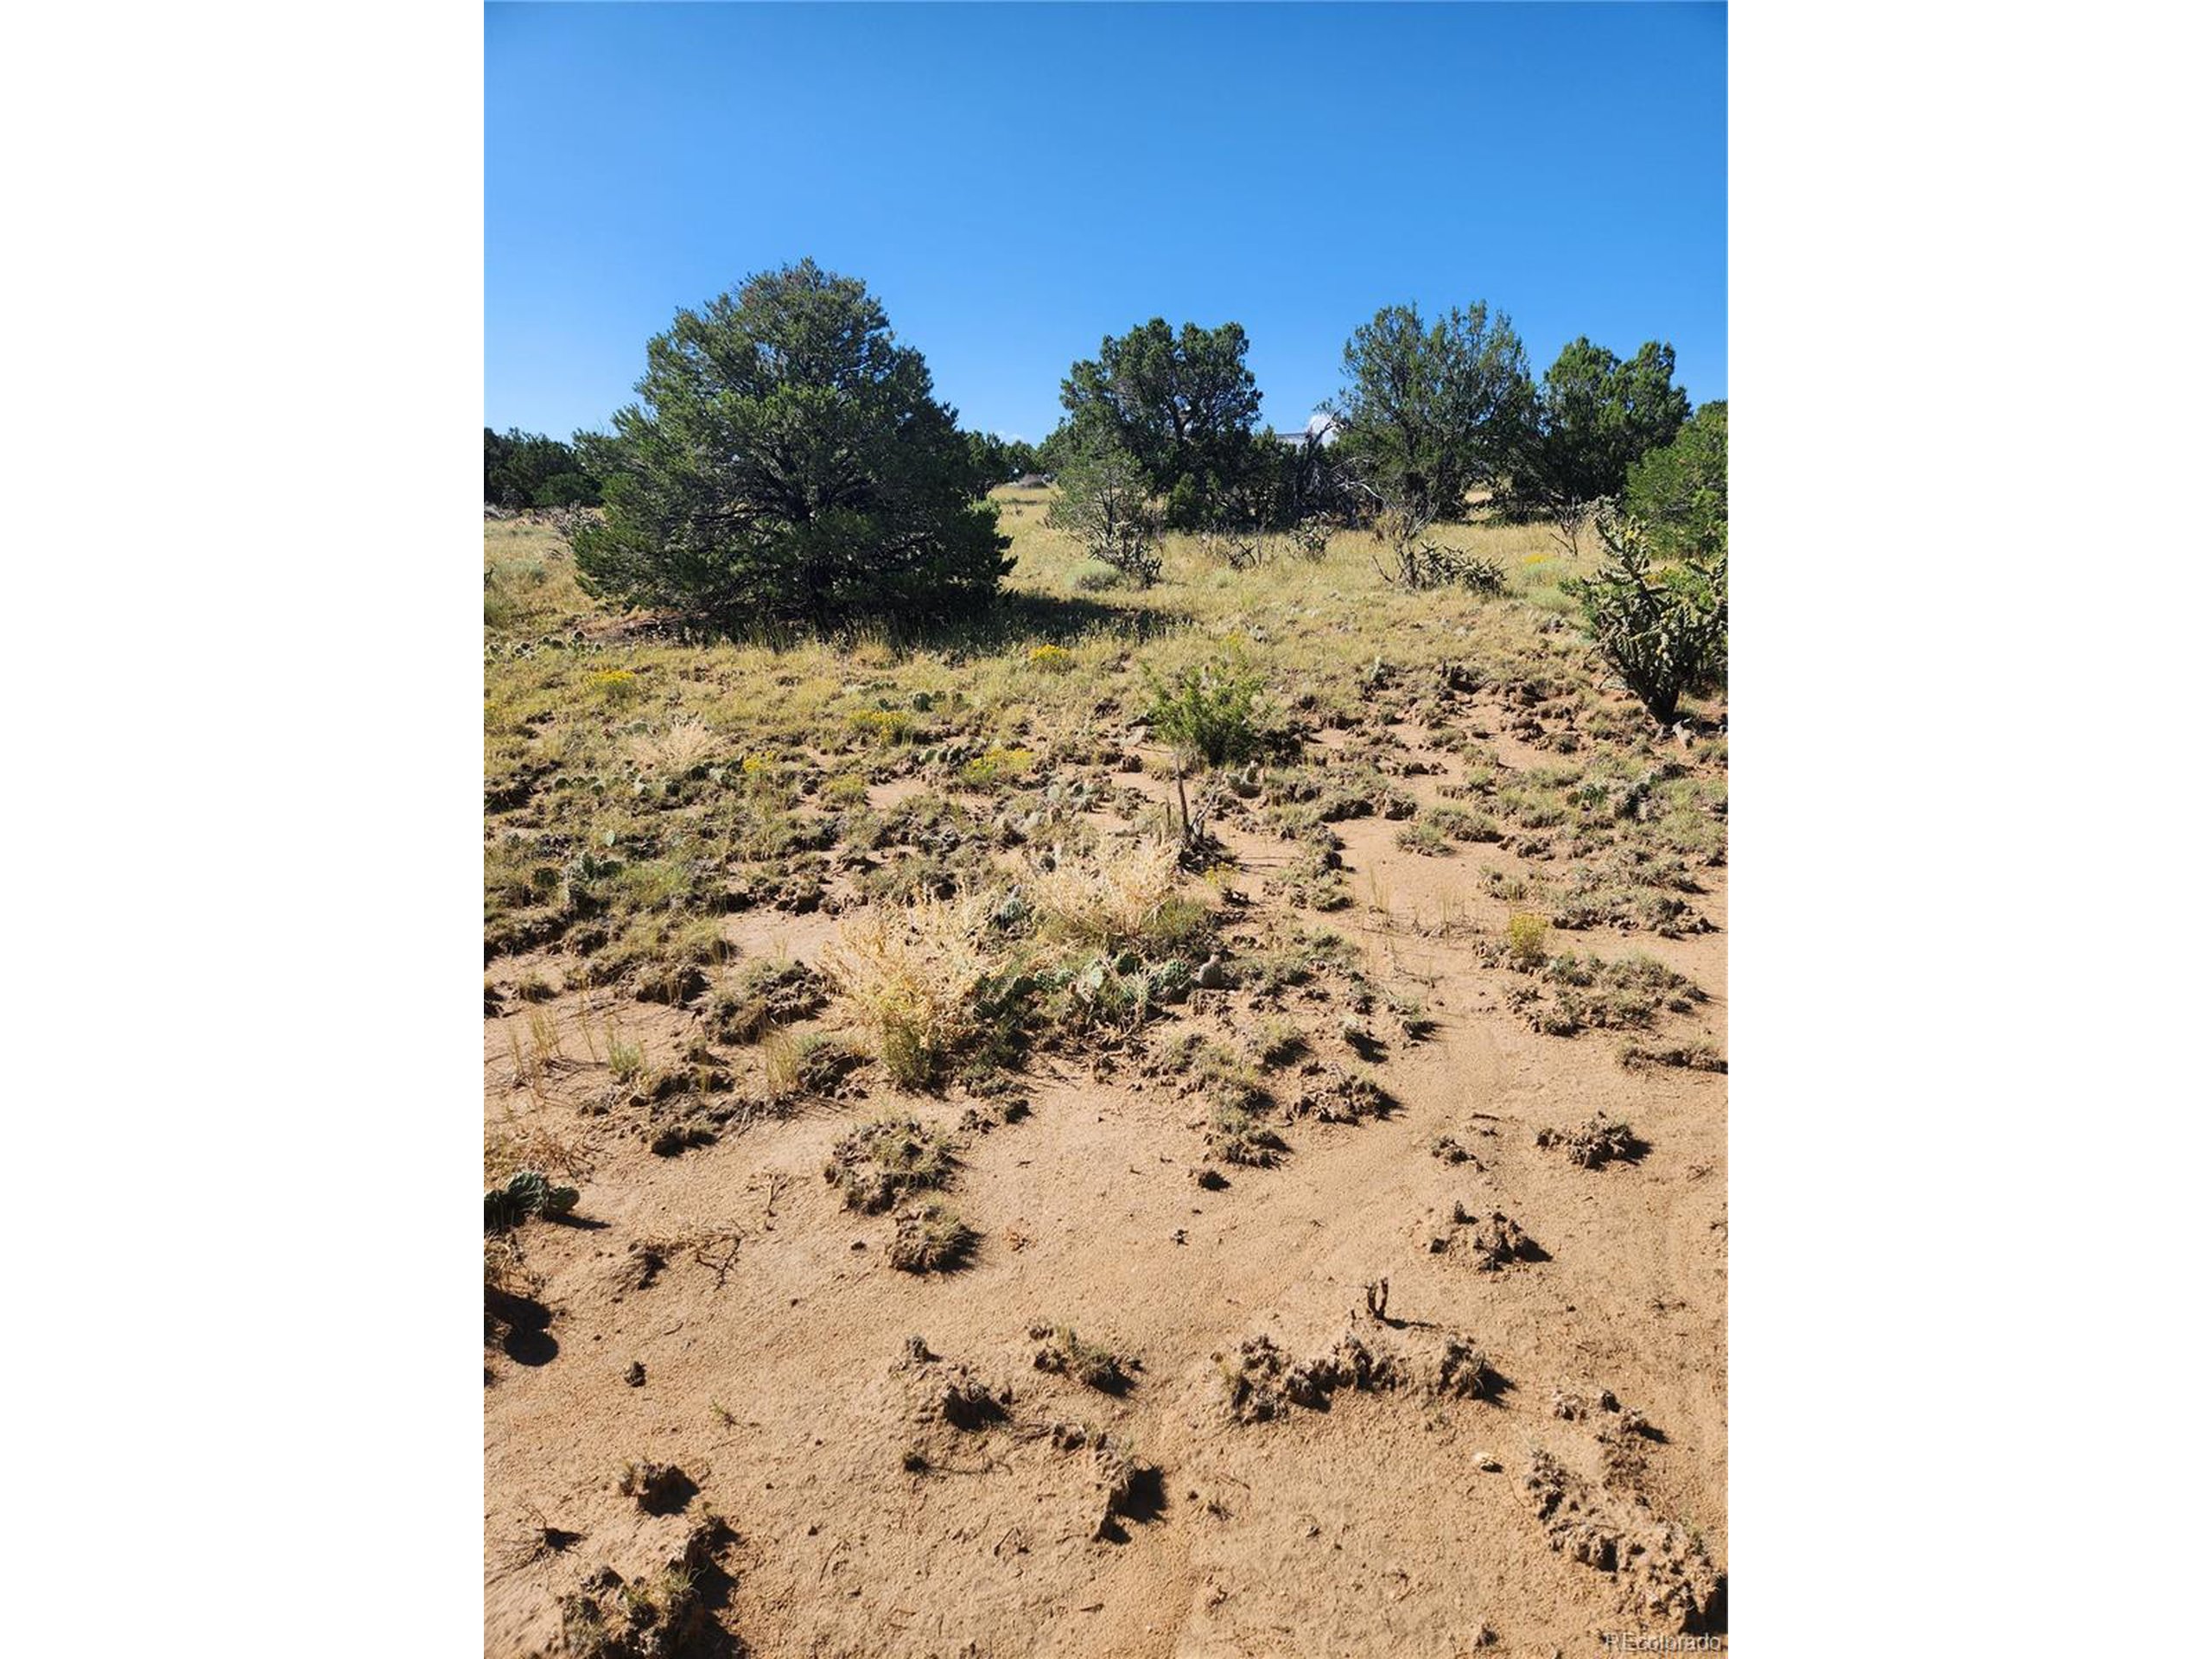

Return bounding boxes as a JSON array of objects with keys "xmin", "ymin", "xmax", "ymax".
[
  {"xmin": 484, "ymin": 1114, "xmax": 590, "ymax": 1185},
  {"xmin": 625, "ymin": 715, "xmax": 719, "ymax": 774},
  {"xmin": 820, "ymin": 888, "xmax": 1007, "ymax": 1088},
  {"xmin": 1024, "ymin": 837, "xmax": 1192, "ymax": 951}
]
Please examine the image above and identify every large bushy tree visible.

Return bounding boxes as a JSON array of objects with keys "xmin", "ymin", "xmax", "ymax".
[
  {"xmin": 1507, "ymin": 338, "xmax": 1692, "ymax": 519},
  {"xmin": 1332, "ymin": 301, "xmax": 1530, "ymax": 521},
  {"xmin": 571, "ymin": 260, "xmax": 1010, "ymax": 631},
  {"xmin": 1058, "ymin": 319, "xmax": 1262, "ymax": 526}
]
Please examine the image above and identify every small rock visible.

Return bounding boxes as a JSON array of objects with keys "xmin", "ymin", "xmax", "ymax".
[
  {"xmin": 623, "ymin": 1361, "xmax": 645, "ymax": 1388},
  {"xmin": 1196, "ymin": 954, "xmax": 1228, "ymax": 989},
  {"xmin": 1475, "ymin": 1453, "xmax": 1503, "ymax": 1473}
]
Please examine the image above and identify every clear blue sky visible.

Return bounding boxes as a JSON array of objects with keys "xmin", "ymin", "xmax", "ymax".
[{"xmin": 486, "ymin": 2, "xmax": 1726, "ymax": 442}]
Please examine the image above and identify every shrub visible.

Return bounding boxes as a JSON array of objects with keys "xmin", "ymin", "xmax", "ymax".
[
  {"xmin": 1565, "ymin": 512, "xmax": 1727, "ymax": 724},
  {"xmin": 1625, "ymin": 399, "xmax": 1726, "ymax": 562},
  {"xmin": 957, "ymin": 746, "xmax": 1036, "ymax": 791},
  {"xmin": 1374, "ymin": 505, "xmax": 1505, "ymax": 593},
  {"xmin": 588, "ymin": 667, "xmax": 640, "ymax": 706},
  {"xmin": 1286, "ymin": 516, "xmax": 1333, "ymax": 559},
  {"xmin": 1026, "ymin": 644, "xmax": 1076, "ymax": 673},
  {"xmin": 1197, "ymin": 528, "xmax": 1266, "ymax": 570},
  {"xmin": 1504, "ymin": 912, "xmax": 1550, "ymax": 969},
  {"xmin": 1046, "ymin": 438, "xmax": 1163, "ymax": 587},
  {"xmin": 1143, "ymin": 652, "xmax": 1269, "ymax": 766}
]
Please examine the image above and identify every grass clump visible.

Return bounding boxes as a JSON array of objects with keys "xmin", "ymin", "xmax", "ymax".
[
  {"xmin": 1207, "ymin": 1103, "xmax": 1287, "ymax": 1168},
  {"xmin": 823, "ymin": 1116, "xmax": 959, "ymax": 1213},
  {"xmin": 706, "ymin": 957, "xmax": 827, "ymax": 1044},
  {"xmin": 1033, "ymin": 1325, "xmax": 1135, "ymax": 1393},
  {"xmin": 888, "ymin": 1203, "xmax": 977, "ymax": 1272},
  {"xmin": 760, "ymin": 1029, "xmax": 863, "ymax": 1104},
  {"xmin": 820, "ymin": 889, "xmax": 1018, "ymax": 1088},
  {"xmin": 625, "ymin": 715, "xmax": 719, "ymax": 776},
  {"xmin": 1024, "ymin": 837, "xmax": 1205, "ymax": 954},
  {"xmin": 1535, "ymin": 1113, "xmax": 1644, "ymax": 1169},
  {"xmin": 1496, "ymin": 948, "xmax": 1702, "ymax": 1037}
]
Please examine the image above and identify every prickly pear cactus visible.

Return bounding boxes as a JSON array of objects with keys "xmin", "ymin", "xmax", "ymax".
[{"xmin": 484, "ymin": 1169, "xmax": 580, "ymax": 1230}]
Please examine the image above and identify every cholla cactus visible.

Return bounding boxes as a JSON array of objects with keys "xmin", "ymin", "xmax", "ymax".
[{"xmin": 1563, "ymin": 507, "xmax": 1727, "ymax": 723}]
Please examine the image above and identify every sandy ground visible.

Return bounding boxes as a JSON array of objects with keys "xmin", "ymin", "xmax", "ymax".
[{"xmin": 485, "ymin": 721, "xmax": 1726, "ymax": 1657}]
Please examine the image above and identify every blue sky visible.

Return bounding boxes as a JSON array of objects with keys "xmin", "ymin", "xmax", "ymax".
[{"xmin": 486, "ymin": 2, "xmax": 1726, "ymax": 442}]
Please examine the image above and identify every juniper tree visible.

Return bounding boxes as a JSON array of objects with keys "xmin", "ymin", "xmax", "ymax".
[
  {"xmin": 1332, "ymin": 302, "xmax": 1531, "ymax": 523},
  {"xmin": 1058, "ymin": 319, "xmax": 1262, "ymax": 526},
  {"xmin": 572, "ymin": 260, "xmax": 1010, "ymax": 632}
]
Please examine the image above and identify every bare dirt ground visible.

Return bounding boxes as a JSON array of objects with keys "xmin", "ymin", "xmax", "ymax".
[{"xmin": 483, "ymin": 500, "xmax": 1726, "ymax": 1656}]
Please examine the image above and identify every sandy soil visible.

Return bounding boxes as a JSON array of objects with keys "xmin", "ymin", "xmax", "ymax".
[{"xmin": 485, "ymin": 721, "xmax": 1726, "ymax": 1656}]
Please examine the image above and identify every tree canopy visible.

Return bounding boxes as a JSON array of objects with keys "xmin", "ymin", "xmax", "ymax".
[
  {"xmin": 570, "ymin": 259, "xmax": 1009, "ymax": 632},
  {"xmin": 1507, "ymin": 338, "xmax": 1692, "ymax": 517},
  {"xmin": 1332, "ymin": 301, "xmax": 1530, "ymax": 521},
  {"xmin": 959, "ymin": 431, "xmax": 1042, "ymax": 494},
  {"xmin": 1058, "ymin": 319, "xmax": 1262, "ymax": 525},
  {"xmin": 1624, "ymin": 399, "xmax": 1726, "ymax": 561}
]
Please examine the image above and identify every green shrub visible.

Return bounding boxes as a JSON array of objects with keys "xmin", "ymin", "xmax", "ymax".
[
  {"xmin": 1625, "ymin": 400, "xmax": 1726, "ymax": 562},
  {"xmin": 1504, "ymin": 912, "xmax": 1550, "ymax": 969},
  {"xmin": 1047, "ymin": 439, "xmax": 1163, "ymax": 587},
  {"xmin": 1143, "ymin": 653, "xmax": 1268, "ymax": 766}
]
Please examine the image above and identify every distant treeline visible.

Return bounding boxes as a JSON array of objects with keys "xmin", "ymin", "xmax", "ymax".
[
  {"xmin": 1029, "ymin": 310, "xmax": 1718, "ymax": 537},
  {"xmin": 484, "ymin": 427, "xmax": 601, "ymax": 509}
]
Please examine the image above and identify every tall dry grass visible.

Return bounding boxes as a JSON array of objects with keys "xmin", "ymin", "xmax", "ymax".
[
  {"xmin": 1024, "ymin": 837, "xmax": 1190, "ymax": 952},
  {"xmin": 626, "ymin": 715, "xmax": 718, "ymax": 774},
  {"xmin": 820, "ymin": 889, "xmax": 1006, "ymax": 1089}
]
